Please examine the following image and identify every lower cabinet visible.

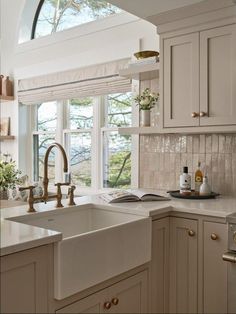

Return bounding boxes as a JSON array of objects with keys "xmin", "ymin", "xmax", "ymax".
[
  {"xmin": 203, "ymin": 221, "xmax": 228, "ymax": 314},
  {"xmin": 151, "ymin": 216, "xmax": 228, "ymax": 314},
  {"xmin": 56, "ymin": 270, "xmax": 148, "ymax": 314},
  {"xmin": 169, "ymin": 217, "xmax": 198, "ymax": 314},
  {"xmin": 150, "ymin": 217, "xmax": 169, "ymax": 313},
  {"xmin": 0, "ymin": 245, "xmax": 52, "ymax": 314}
]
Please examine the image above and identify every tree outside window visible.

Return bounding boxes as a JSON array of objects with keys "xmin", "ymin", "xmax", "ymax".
[{"xmin": 33, "ymin": 0, "xmax": 122, "ymax": 38}]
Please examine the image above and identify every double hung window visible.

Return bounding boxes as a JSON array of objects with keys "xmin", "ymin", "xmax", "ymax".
[{"xmin": 32, "ymin": 92, "xmax": 132, "ymax": 192}]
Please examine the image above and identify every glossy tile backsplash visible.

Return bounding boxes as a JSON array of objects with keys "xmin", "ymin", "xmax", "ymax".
[{"xmin": 139, "ymin": 134, "xmax": 236, "ymax": 196}]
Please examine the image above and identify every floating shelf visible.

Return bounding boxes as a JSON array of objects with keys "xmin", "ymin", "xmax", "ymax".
[
  {"xmin": 0, "ymin": 95, "xmax": 14, "ymax": 102},
  {"xmin": 0, "ymin": 135, "xmax": 15, "ymax": 141},
  {"xmin": 118, "ymin": 126, "xmax": 161, "ymax": 135},
  {"xmin": 119, "ymin": 63, "xmax": 160, "ymax": 80}
]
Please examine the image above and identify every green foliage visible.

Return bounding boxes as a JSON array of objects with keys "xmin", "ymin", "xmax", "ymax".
[
  {"xmin": 107, "ymin": 93, "xmax": 132, "ymax": 127},
  {"xmin": 104, "ymin": 151, "xmax": 131, "ymax": 188},
  {"xmin": 0, "ymin": 160, "xmax": 21, "ymax": 191}
]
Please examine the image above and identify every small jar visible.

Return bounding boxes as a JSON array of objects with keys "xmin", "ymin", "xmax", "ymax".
[{"xmin": 3, "ymin": 76, "xmax": 14, "ymax": 97}]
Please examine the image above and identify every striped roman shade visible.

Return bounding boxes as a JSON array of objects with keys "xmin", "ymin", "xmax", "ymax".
[{"xmin": 18, "ymin": 59, "xmax": 131, "ymax": 105}]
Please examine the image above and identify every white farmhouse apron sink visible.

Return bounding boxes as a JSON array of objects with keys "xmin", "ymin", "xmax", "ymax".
[{"xmin": 8, "ymin": 204, "xmax": 151, "ymax": 300}]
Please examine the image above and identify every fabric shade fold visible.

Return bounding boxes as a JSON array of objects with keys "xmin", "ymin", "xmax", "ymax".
[{"xmin": 18, "ymin": 58, "xmax": 131, "ymax": 105}]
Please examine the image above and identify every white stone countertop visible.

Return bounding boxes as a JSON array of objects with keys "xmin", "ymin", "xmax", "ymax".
[{"xmin": 1, "ymin": 192, "xmax": 236, "ymax": 257}]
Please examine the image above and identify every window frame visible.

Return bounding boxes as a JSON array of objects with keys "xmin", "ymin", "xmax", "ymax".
[
  {"xmin": 31, "ymin": 0, "xmax": 44, "ymax": 40},
  {"xmin": 31, "ymin": 93, "xmax": 135, "ymax": 195}
]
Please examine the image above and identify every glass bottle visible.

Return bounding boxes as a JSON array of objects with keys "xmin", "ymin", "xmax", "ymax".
[{"xmin": 195, "ymin": 161, "xmax": 203, "ymax": 194}]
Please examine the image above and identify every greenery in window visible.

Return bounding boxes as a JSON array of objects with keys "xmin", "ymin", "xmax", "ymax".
[
  {"xmin": 70, "ymin": 97, "xmax": 93, "ymax": 129},
  {"xmin": 107, "ymin": 93, "xmax": 132, "ymax": 127},
  {"xmin": 34, "ymin": 0, "xmax": 122, "ymax": 38},
  {"xmin": 103, "ymin": 93, "xmax": 132, "ymax": 189}
]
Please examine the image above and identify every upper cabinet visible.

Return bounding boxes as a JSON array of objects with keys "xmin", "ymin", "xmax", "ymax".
[
  {"xmin": 200, "ymin": 24, "xmax": 236, "ymax": 126},
  {"xmin": 162, "ymin": 23, "xmax": 236, "ymax": 130},
  {"xmin": 163, "ymin": 33, "xmax": 200, "ymax": 128}
]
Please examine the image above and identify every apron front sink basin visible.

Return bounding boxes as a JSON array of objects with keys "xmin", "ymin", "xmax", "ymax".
[{"xmin": 8, "ymin": 204, "xmax": 151, "ymax": 299}]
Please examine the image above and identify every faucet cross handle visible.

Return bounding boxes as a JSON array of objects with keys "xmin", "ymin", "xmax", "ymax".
[
  {"xmin": 19, "ymin": 186, "xmax": 36, "ymax": 213},
  {"xmin": 54, "ymin": 182, "xmax": 70, "ymax": 208},
  {"xmin": 68, "ymin": 185, "xmax": 76, "ymax": 206}
]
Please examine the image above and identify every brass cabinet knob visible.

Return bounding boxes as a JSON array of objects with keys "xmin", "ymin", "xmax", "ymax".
[
  {"xmin": 104, "ymin": 302, "xmax": 112, "ymax": 310},
  {"xmin": 188, "ymin": 229, "xmax": 195, "ymax": 237},
  {"xmin": 112, "ymin": 298, "xmax": 119, "ymax": 306},
  {"xmin": 191, "ymin": 112, "xmax": 199, "ymax": 118},
  {"xmin": 211, "ymin": 233, "xmax": 218, "ymax": 240},
  {"xmin": 200, "ymin": 111, "xmax": 207, "ymax": 117}
]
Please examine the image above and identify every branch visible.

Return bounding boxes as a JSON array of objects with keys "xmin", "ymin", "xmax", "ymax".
[{"xmin": 113, "ymin": 152, "xmax": 131, "ymax": 187}]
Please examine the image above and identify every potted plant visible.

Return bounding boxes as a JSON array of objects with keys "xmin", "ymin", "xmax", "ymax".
[
  {"xmin": 0, "ymin": 154, "xmax": 21, "ymax": 200},
  {"xmin": 134, "ymin": 88, "xmax": 159, "ymax": 126}
]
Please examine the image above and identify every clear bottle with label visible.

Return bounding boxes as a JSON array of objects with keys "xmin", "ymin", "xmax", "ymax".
[
  {"xmin": 180, "ymin": 166, "xmax": 191, "ymax": 194},
  {"xmin": 194, "ymin": 161, "xmax": 203, "ymax": 194}
]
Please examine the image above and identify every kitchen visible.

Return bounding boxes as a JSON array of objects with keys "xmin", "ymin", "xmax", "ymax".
[{"xmin": 0, "ymin": 0, "xmax": 236, "ymax": 313}]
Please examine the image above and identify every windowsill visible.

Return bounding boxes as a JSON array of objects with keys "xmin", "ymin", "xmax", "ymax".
[{"xmin": 48, "ymin": 184, "xmax": 123, "ymax": 197}]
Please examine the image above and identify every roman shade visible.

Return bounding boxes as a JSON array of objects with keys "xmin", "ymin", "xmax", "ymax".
[{"xmin": 18, "ymin": 59, "xmax": 131, "ymax": 105}]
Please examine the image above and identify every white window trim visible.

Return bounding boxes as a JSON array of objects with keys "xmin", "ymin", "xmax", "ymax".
[{"xmin": 17, "ymin": 10, "xmax": 139, "ymax": 50}]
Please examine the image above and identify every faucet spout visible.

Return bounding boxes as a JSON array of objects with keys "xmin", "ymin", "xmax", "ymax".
[{"xmin": 43, "ymin": 142, "xmax": 68, "ymax": 201}]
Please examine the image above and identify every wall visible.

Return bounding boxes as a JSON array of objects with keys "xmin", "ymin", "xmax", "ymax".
[
  {"xmin": 139, "ymin": 134, "xmax": 236, "ymax": 196},
  {"xmin": 0, "ymin": 0, "xmax": 23, "ymax": 162}
]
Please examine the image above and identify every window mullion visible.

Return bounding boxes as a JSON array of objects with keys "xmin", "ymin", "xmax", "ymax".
[
  {"xmin": 55, "ymin": 101, "xmax": 65, "ymax": 183},
  {"xmin": 92, "ymin": 96, "xmax": 102, "ymax": 191}
]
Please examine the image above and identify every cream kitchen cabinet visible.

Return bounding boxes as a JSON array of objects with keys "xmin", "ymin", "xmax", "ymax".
[
  {"xmin": 0, "ymin": 245, "xmax": 52, "ymax": 314},
  {"xmin": 203, "ymin": 221, "xmax": 228, "ymax": 314},
  {"xmin": 169, "ymin": 217, "xmax": 198, "ymax": 313},
  {"xmin": 163, "ymin": 23, "xmax": 236, "ymax": 129},
  {"xmin": 150, "ymin": 217, "xmax": 170, "ymax": 313},
  {"xmin": 56, "ymin": 270, "xmax": 148, "ymax": 314},
  {"xmin": 151, "ymin": 215, "xmax": 228, "ymax": 314},
  {"xmin": 163, "ymin": 33, "xmax": 200, "ymax": 128}
]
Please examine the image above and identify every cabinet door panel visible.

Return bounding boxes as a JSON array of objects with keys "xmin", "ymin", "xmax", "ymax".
[
  {"xmin": 169, "ymin": 217, "xmax": 198, "ymax": 313},
  {"xmin": 200, "ymin": 24, "xmax": 236, "ymax": 125},
  {"xmin": 150, "ymin": 218, "xmax": 169, "ymax": 313},
  {"xmin": 0, "ymin": 246, "xmax": 50, "ymax": 314},
  {"xmin": 56, "ymin": 290, "xmax": 107, "ymax": 314},
  {"xmin": 164, "ymin": 33, "xmax": 199, "ymax": 127},
  {"xmin": 203, "ymin": 222, "xmax": 227, "ymax": 313},
  {"xmin": 108, "ymin": 271, "xmax": 148, "ymax": 314}
]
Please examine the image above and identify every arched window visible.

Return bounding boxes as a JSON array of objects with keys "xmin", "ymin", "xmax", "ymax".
[{"xmin": 32, "ymin": 0, "xmax": 122, "ymax": 39}]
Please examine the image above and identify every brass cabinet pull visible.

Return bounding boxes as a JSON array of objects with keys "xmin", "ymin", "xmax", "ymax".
[
  {"xmin": 200, "ymin": 111, "xmax": 207, "ymax": 117},
  {"xmin": 104, "ymin": 302, "xmax": 112, "ymax": 310},
  {"xmin": 112, "ymin": 298, "xmax": 119, "ymax": 306},
  {"xmin": 188, "ymin": 229, "xmax": 195, "ymax": 237},
  {"xmin": 191, "ymin": 112, "xmax": 199, "ymax": 118},
  {"xmin": 211, "ymin": 233, "xmax": 218, "ymax": 240}
]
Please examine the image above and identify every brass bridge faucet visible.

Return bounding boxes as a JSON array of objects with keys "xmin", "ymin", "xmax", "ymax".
[{"xmin": 20, "ymin": 143, "xmax": 76, "ymax": 212}]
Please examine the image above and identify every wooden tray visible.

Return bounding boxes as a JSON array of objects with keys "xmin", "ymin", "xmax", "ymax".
[{"xmin": 167, "ymin": 190, "xmax": 220, "ymax": 200}]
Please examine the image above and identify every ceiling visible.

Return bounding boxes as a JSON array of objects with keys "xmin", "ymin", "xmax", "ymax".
[{"xmin": 108, "ymin": 0, "xmax": 205, "ymax": 19}]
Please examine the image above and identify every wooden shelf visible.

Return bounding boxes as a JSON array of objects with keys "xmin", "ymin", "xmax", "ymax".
[
  {"xmin": 0, "ymin": 95, "xmax": 14, "ymax": 102},
  {"xmin": 118, "ymin": 127, "xmax": 161, "ymax": 135},
  {"xmin": 0, "ymin": 135, "xmax": 15, "ymax": 141},
  {"xmin": 119, "ymin": 63, "xmax": 159, "ymax": 80}
]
